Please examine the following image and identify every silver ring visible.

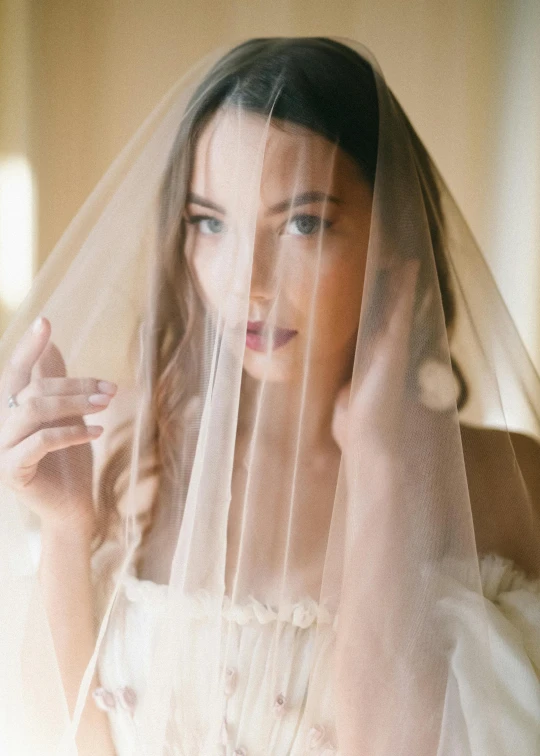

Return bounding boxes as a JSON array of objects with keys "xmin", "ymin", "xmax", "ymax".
[{"xmin": 7, "ymin": 394, "xmax": 19, "ymax": 409}]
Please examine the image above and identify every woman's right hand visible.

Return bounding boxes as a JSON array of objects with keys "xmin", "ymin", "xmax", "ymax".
[{"xmin": 0, "ymin": 316, "xmax": 117, "ymax": 534}]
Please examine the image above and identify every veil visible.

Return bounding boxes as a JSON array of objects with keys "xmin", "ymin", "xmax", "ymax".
[{"xmin": 0, "ymin": 37, "xmax": 539, "ymax": 755}]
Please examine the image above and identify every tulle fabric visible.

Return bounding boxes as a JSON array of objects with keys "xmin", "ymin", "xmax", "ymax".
[{"xmin": 0, "ymin": 37, "xmax": 539, "ymax": 755}]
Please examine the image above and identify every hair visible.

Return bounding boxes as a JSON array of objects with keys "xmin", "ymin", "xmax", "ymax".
[{"xmin": 94, "ymin": 37, "xmax": 467, "ymax": 562}]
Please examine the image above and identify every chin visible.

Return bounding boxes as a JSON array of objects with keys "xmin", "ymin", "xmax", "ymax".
[{"xmin": 242, "ymin": 350, "xmax": 299, "ymax": 384}]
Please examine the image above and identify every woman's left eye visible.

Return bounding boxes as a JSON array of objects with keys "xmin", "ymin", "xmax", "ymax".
[
  {"xmin": 186, "ymin": 215, "xmax": 225, "ymax": 235},
  {"xmin": 285, "ymin": 214, "xmax": 331, "ymax": 236}
]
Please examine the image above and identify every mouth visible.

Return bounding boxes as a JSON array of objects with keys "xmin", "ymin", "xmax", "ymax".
[{"xmin": 245, "ymin": 321, "xmax": 298, "ymax": 352}]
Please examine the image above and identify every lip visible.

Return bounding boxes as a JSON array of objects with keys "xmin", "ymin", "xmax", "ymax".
[{"xmin": 246, "ymin": 320, "xmax": 298, "ymax": 352}]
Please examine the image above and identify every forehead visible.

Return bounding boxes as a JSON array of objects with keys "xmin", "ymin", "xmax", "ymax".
[{"xmin": 190, "ymin": 108, "xmax": 360, "ymax": 207}]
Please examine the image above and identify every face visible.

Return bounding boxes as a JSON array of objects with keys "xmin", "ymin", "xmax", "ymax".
[{"xmin": 184, "ymin": 108, "xmax": 373, "ymax": 384}]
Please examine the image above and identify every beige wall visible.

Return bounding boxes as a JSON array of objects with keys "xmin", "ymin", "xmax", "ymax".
[
  {"xmin": 2, "ymin": 0, "xmax": 539, "ymax": 360},
  {"xmin": 28, "ymin": 0, "xmax": 505, "ymax": 260}
]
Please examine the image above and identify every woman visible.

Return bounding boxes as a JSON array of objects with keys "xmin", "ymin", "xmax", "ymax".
[{"xmin": 0, "ymin": 38, "xmax": 539, "ymax": 755}]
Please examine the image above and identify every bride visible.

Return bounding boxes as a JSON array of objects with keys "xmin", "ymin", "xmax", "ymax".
[{"xmin": 0, "ymin": 37, "xmax": 539, "ymax": 756}]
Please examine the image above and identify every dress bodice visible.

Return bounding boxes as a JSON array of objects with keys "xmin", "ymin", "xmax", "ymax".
[{"xmin": 93, "ymin": 552, "xmax": 540, "ymax": 755}]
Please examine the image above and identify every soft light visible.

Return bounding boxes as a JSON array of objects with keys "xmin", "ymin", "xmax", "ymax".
[{"xmin": 0, "ymin": 155, "xmax": 35, "ymax": 310}]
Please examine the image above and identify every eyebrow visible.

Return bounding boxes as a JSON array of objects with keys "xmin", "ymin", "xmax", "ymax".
[
  {"xmin": 186, "ymin": 190, "xmax": 342, "ymax": 216},
  {"xmin": 267, "ymin": 191, "xmax": 342, "ymax": 215},
  {"xmin": 186, "ymin": 192, "xmax": 225, "ymax": 214}
]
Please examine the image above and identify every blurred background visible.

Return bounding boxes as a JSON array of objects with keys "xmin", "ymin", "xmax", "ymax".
[{"xmin": 0, "ymin": 0, "xmax": 539, "ymax": 367}]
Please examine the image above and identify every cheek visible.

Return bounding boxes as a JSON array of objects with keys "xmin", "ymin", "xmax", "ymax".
[
  {"xmin": 188, "ymin": 239, "xmax": 241, "ymax": 317},
  {"xmin": 187, "ymin": 229, "xmax": 255, "ymax": 321},
  {"xmin": 190, "ymin": 249, "xmax": 222, "ymax": 312},
  {"xmin": 311, "ymin": 257, "xmax": 365, "ymax": 352}
]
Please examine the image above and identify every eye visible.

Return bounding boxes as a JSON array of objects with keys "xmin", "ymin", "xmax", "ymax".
[
  {"xmin": 186, "ymin": 214, "xmax": 225, "ymax": 235},
  {"xmin": 285, "ymin": 214, "xmax": 331, "ymax": 236}
]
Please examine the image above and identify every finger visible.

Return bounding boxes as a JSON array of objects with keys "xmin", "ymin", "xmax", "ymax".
[
  {"xmin": 386, "ymin": 259, "xmax": 420, "ymax": 345},
  {"xmin": 349, "ymin": 260, "xmax": 420, "ymax": 425},
  {"xmin": 366, "ymin": 259, "xmax": 420, "ymax": 386},
  {"xmin": 332, "ymin": 381, "xmax": 351, "ymax": 451},
  {"xmin": 0, "ymin": 317, "xmax": 51, "ymax": 404},
  {"xmin": 32, "ymin": 340, "xmax": 67, "ymax": 381},
  {"xmin": 0, "ymin": 393, "xmax": 113, "ymax": 448},
  {"xmin": 16, "ymin": 377, "xmax": 117, "ymax": 404},
  {"xmin": 6, "ymin": 424, "xmax": 103, "ymax": 482},
  {"xmin": 31, "ymin": 342, "xmax": 91, "ymax": 429}
]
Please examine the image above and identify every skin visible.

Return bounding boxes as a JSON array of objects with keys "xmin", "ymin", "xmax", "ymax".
[
  {"xmin": 0, "ymin": 320, "xmax": 118, "ymax": 755},
  {"xmin": 185, "ymin": 108, "xmax": 372, "ymax": 391},
  {"xmin": 184, "ymin": 108, "xmax": 373, "ymax": 599}
]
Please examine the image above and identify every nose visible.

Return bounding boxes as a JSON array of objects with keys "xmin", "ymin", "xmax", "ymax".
[{"xmin": 249, "ymin": 227, "xmax": 277, "ymax": 303}]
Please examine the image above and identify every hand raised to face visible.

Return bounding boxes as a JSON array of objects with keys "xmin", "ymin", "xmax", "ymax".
[
  {"xmin": 332, "ymin": 259, "xmax": 420, "ymax": 467},
  {"xmin": 0, "ymin": 317, "xmax": 117, "ymax": 533}
]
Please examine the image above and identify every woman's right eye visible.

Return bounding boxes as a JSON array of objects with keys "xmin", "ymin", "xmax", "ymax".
[{"xmin": 186, "ymin": 215, "xmax": 225, "ymax": 235}]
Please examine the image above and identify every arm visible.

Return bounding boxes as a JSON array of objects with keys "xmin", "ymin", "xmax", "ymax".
[
  {"xmin": 39, "ymin": 518, "xmax": 117, "ymax": 756},
  {"xmin": 0, "ymin": 317, "xmax": 118, "ymax": 753},
  {"xmin": 332, "ymin": 260, "xmax": 443, "ymax": 754}
]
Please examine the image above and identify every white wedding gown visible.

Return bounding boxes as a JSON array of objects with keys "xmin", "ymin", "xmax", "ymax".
[{"xmin": 91, "ymin": 549, "xmax": 540, "ymax": 756}]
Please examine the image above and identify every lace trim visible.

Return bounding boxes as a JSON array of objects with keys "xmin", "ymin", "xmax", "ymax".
[
  {"xmin": 121, "ymin": 576, "xmax": 335, "ymax": 628},
  {"xmin": 116, "ymin": 553, "xmax": 539, "ymax": 628}
]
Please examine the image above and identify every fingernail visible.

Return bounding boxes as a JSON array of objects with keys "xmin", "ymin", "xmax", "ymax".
[
  {"xmin": 32, "ymin": 316, "xmax": 44, "ymax": 334},
  {"xmin": 97, "ymin": 380, "xmax": 117, "ymax": 395},
  {"xmin": 88, "ymin": 394, "xmax": 111, "ymax": 406},
  {"xmin": 87, "ymin": 425, "xmax": 103, "ymax": 436}
]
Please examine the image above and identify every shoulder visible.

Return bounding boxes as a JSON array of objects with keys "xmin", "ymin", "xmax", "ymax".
[{"xmin": 460, "ymin": 424, "xmax": 540, "ymax": 578}]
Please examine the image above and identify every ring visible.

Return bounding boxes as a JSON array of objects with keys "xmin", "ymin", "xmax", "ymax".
[{"xmin": 7, "ymin": 394, "xmax": 19, "ymax": 409}]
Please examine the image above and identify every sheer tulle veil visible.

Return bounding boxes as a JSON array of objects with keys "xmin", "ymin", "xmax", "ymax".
[{"xmin": 0, "ymin": 36, "xmax": 539, "ymax": 755}]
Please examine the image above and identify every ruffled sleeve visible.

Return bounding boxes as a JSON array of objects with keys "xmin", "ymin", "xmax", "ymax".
[
  {"xmin": 480, "ymin": 553, "xmax": 540, "ymax": 677},
  {"xmin": 439, "ymin": 553, "xmax": 540, "ymax": 756}
]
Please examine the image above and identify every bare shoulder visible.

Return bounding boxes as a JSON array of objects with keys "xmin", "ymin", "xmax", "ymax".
[{"xmin": 460, "ymin": 423, "xmax": 540, "ymax": 577}]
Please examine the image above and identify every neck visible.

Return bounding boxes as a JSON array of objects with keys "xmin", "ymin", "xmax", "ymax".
[{"xmin": 239, "ymin": 346, "xmax": 353, "ymax": 453}]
